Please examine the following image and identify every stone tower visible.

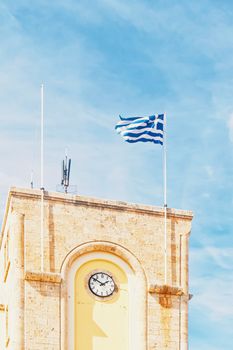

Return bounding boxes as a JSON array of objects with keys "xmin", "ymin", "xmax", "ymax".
[{"xmin": 0, "ymin": 187, "xmax": 193, "ymax": 350}]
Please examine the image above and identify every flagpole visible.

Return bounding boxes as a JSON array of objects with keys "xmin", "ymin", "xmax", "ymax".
[
  {"xmin": 40, "ymin": 84, "xmax": 44, "ymax": 272},
  {"xmin": 163, "ymin": 112, "xmax": 167, "ymax": 285}
]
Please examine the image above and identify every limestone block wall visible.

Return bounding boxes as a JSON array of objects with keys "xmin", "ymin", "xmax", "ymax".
[
  {"xmin": 0, "ymin": 210, "xmax": 25, "ymax": 348},
  {"xmin": 0, "ymin": 187, "xmax": 193, "ymax": 350}
]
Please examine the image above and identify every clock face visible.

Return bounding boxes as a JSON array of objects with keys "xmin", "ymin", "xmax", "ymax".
[{"xmin": 88, "ymin": 271, "xmax": 115, "ymax": 298}]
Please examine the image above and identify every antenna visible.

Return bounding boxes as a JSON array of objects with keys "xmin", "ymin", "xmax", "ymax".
[
  {"xmin": 30, "ymin": 170, "xmax": 34, "ymax": 189},
  {"xmin": 61, "ymin": 153, "xmax": 71, "ymax": 193},
  {"xmin": 57, "ymin": 150, "xmax": 77, "ymax": 194}
]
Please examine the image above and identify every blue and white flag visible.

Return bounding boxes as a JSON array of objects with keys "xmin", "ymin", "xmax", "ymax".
[{"xmin": 115, "ymin": 114, "xmax": 164, "ymax": 145}]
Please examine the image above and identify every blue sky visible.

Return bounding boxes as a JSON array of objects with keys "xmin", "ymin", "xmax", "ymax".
[{"xmin": 0, "ymin": 0, "xmax": 233, "ymax": 348}]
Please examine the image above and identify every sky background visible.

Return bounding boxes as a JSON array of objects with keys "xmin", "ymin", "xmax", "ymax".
[{"xmin": 0, "ymin": 0, "xmax": 233, "ymax": 348}]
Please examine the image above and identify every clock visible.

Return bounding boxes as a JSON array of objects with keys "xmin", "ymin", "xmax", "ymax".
[{"xmin": 88, "ymin": 271, "xmax": 115, "ymax": 298}]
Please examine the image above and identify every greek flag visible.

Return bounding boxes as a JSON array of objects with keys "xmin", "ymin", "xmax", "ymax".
[{"xmin": 115, "ymin": 114, "xmax": 164, "ymax": 145}]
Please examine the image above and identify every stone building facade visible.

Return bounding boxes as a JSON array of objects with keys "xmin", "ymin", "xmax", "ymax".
[{"xmin": 0, "ymin": 187, "xmax": 193, "ymax": 350}]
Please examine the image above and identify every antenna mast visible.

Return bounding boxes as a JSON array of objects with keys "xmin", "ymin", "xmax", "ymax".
[{"xmin": 40, "ymin": 84, "xmax": 44, "ymax": 272}]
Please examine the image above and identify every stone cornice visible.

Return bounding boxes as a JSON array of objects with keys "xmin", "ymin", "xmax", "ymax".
[
  {"xmin": 8, "ymin": 187, "xmax": 194, "ymax": 220},
  {"xmin": 25, "ymin": 271, "xmax": 62, "ymax": 284}
]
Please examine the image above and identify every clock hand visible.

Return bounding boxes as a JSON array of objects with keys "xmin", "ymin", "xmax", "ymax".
[
  {"xmin": 100, "ymin": 280, "xmax": 111, "ymax": 286},
  {"xmin": 92, "ymin": 277, "xmax": 102, "ymax": 285}
]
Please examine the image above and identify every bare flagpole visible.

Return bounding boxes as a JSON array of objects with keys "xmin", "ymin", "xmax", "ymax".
[
  {"xmin": 40, "ymin": 84, "xmax": 44, "ymax": 272},
  {"xmin": 163, "ymin": 112, "xmax": 167, "ymax": 285}
]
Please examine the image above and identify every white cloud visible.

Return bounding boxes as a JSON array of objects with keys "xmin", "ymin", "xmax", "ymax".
[
  {"xmin": 191, "ymin": 275, "xmax": 233, "ymax": 320},
  {"xmin": 0, "ymin": 2, "xmax": 232, "ymax": 348},
  {"xmin": 205, "ymin": 246, "xmax": 233, "ymax": 270},
  {"xmin": 100, "ymin": 0, "xmax": 161, "ymax": 33},
  {"xmin": 190, "ymin": 246, "xmax": 233, "ymax": 321},
  {"xmin": 191, "ymin": 246, "xmax": 233, "ymax": 271}
]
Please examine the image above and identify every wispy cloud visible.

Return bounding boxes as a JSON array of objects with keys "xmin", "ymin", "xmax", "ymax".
[
  {"xmin": 191, "ymin": 246, "xmax": 233, "ymax": 271},
  {"xmin": 0, "ymin": 1, "xmax": 233, "ymax": 347},
  {"xmin": 189, "ymin": 245, "xmax": 233, "ymax": 347},
  {"xmin": 190, "ymin": 245, "xmax": 233, "ymax": 327},
  {"xmin": 193, "ymin": 276, "xmax": 233, "ymax": 319}
]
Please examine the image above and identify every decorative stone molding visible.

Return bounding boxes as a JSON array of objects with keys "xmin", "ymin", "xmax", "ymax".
[
  {"xmin": 148, "ymin": 284, "xmax": 184, "ymax": 296},
  {"xmin": 148, "ymin": 285, "xmax": 193, "ymax": 307},
  {"xmin": 149, "ymin": 284, "xmax": 186, "ymax": 308},
  {"xmin": 9, "ymin": 187, "xmax": 194, "ymax": 220},
  {"xmin": 24, "ymin": 271, "xmax": 62, "ymax": 284}
]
